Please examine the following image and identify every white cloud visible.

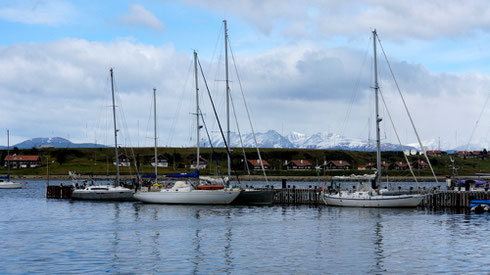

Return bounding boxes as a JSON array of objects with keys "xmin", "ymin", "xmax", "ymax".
[
  {"xmin": 181, "ymin": 0, "xmax": 490, "ymax": 40},
  {"xmin": 0, "ymin": 38, "xmax": 489, "ymax": 149},
  {"xmin": 0, "ymin": 0, "xmax": 76, "ymax": 25},
  {"xmin": 117, "ymin": 4, "xmax": 165, "ymax": 31}
]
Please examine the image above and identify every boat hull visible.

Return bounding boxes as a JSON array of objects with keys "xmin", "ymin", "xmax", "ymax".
[
  {"xmin": 323, "ymin": 193, "xmax": 424, "ymax": 208},
  {"xmin": 232, "ymin": 190, "xmax": 275, "ymax": 205},
  {"xmin": 0, "ymin": 182, "xmax": 26, "ymax": 189},
  {"xmin": 134, "ymin": 190, "xmax": 240, "ymax": 205},
  {"xmin": 72, "ymin": 188, "xmax": 134, "ymax": 201}
]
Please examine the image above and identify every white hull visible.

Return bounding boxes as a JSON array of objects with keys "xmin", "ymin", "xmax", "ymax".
[
  {"xmin": 72, "ymin": 186, "xmax": 134, "ymax": 201},
  {"xmin": 134, "ymin": 189, "xmax": 240, "ymax": 205},
  {"xmin": 0, "ymin": 181, "xmax": 26, "ymax": 189},
  {"xmin": 323, "ymin": 193, "xmax": 424, "ymax": 208}
]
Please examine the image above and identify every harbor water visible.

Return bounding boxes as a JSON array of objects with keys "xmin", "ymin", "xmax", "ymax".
[{"xmin": 0, "ymin": 181, "xmax": 489, "ymax": 274}]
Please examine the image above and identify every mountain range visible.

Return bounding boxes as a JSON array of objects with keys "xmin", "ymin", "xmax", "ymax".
[
  {"xmin": 0, "ymin": 137, "xmax": 106, "ymax": 150},
  {"xmin": 0, "ymin": 131, "xmax": 486, "ymax": 151},
  {"xmin": 202, "ymin": 130, "xmax": 418, "ymax": 151}
]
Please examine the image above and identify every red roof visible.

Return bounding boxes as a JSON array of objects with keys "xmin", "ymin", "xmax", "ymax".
[
  {"xmin": 248, "ymin": 159, "xmax": 271, "ymax": 166},
  {"xmin": 4, "ymin": 155, "xmax": 40, "ymax": 161},
  {"xmin": 457, "ymin": 151, "xmax": 471, "ymax": 155},
  {"xmin": 327, "ymin": 160, "xmax": 351, "ymax": 167},
  {"xmin": 427, "ymin": 150, "xmax": 441, "ymax": 154},
  {"xmin": 289, "ymin": 160, "xmax": 312, "ymax": 167},
  {"xmin": 391, "ymin": 161, "xmax": 408, "ymax": 167}
]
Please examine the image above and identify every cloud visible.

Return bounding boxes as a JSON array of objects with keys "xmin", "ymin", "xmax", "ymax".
[
  {"xmin": 0, "ymin": 0, "xmax": 76, "ymax": 25},
  {"xmin": 0, "ymin": 38, "xmax": 489, "ymax": 149},
  {"xmin": 117, "ymin": 4, "xmax": 165, "ymax": 31},
  {"xmin": 180, "ymin": 0, "xmax": 490, "ymax": 40}
]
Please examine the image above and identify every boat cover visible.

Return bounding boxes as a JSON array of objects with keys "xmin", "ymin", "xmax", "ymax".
[{"xmin": 167, "ymin": 170, "xmax": 199, "ymax": 178}]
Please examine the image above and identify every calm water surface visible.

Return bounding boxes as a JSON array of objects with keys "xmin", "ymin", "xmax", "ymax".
[{"xmin": 0, "ymin": 181, "xmax": 488, "ymax": 274}]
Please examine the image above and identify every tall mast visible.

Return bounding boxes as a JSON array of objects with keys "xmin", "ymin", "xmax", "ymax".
[
  {"xmin": 194, "ymin": 51, "xmax": 200, "ymax": 171},
  {"xmin": 153, "ymin": 88, "xmax": 158, "ymax": 183},
  {"xmin": 224, "ymin": 19, "xmax": 231, "ymax": 179},
  {"xmin": 7, "ymin": 130, "xmax": 9, "ymax": 181},
  {"xmin": 373, "ymin": 29, "xmax": 382, "ymax": 186},
  {"xmin": 110, "ymin": 68, "xmax": 120, "ymax": 186}
]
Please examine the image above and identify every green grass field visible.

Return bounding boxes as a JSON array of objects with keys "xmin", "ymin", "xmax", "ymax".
[{"xmin": 0, "ymin": 147, "xmax": 488, "ymax": 177}]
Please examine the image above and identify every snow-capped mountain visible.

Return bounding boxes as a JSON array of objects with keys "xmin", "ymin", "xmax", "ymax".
[{"xmin": 202, "ymin": 130, "xmax": 417, "ymax": 151}]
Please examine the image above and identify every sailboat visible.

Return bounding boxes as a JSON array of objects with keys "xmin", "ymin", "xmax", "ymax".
[
  {"xmin": 220, "ymin": 20, "xmax": 274, "ymax": 205},
  {"xmin": 322, "ymin": 30, "xmax": 424, "ymax": 208},
  {"xmin": 133, "ymin": 51, "xmax": 241, "ymax": 204},
  {"xmin": 0, "ymin": 130, "xmax": 26, "ymax": 189},
  {"xmin": 71, "ymin": 68, "xmax": 134, "ymax": 201}
]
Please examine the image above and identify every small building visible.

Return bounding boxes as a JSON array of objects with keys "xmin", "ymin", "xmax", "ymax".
[
  {"xmin": 456, "ymin": 151, "xmax": 471, "ymax": 159},
  {"xmin": 323, "ymin": 160, "xmax": 352, "ymax": 170},
  {"xmin": 113, "ymin": 154, "xmax": 131, "ymax": 167},
  {"xmin": 389, "ymin": 161, "xmax": 408, "ymax": 170},
  {"xmin": 4, "ymin": 155, "xmax": 41, "ymax": 168},
  {"xmin": 247, "ymin": 159, "xmax": 272, "ymax": 170},
  {"xmin": 411, "ymin": 160, "xmax": 428, "ymax": 169},
  {"xmin": 283, "ymin": 160, "xmax": 312, "ymax": 170},
  {"xmin": 358, "ymin": 162, "xmax": 387, "ymax": 170},
  {"xmin": 151, "ymin": 155, "xmax": 169, "ymax": 167},
  {"xmin": 426, "ymin": 150, "xmax": 442, "ymax": 157},
  {"xmin": 191, "ymin": 156, "xmax": 207, "ymax": 169}
]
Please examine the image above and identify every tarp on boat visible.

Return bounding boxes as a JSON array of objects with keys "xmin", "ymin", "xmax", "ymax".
[
  {"xmin": 456, "ymin": 179, "xmax": 486, "ymax": 186},
  {"xmin": 141, "ymin": 174, "xmax": 156, "ymax": 179},
  {"xmin": 166, "ymin": 170, "xmax": 199, "ymax": 179},
  {"xmin": 0, "ymin": 174, "xmax": 9, "ymax": 179}
]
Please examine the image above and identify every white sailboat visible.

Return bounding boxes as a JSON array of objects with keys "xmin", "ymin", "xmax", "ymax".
[
  {"xmin": 0, "ymin": 130, "xmax": 26, "ymax": 189},
  {"xmin": 72, "ymin": 68, "xmax": 133, "ymax": 201},
  {"xmin": 323, "ymin": 30, "xmax": 424, "ymax": 208},
  {"xmin": 134, "ymin": 51, "xmax": 240, "ymax": 205},
  {"xmin": 220, "ymin": 20, "xmax": 274, "ymax": 205}
]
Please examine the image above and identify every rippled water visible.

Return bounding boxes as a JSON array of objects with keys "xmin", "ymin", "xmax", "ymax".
[{"xmin": 0, "ymin": 181, "xmax": 488, "ymax": 274}]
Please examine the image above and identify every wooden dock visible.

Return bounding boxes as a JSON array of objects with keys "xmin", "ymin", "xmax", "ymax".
[
  {"xmin": 46, "ymin": 185, "xmax": 73, "ymax": 199},
  {"xmin": 45, "ymin": 184, "xmax": 489, "ymax": 209}
]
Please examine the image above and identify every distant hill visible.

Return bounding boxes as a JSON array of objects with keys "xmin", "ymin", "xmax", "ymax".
[{"xmin": 0, "ymin": 137, "xmax": 107, "ymax": 149}]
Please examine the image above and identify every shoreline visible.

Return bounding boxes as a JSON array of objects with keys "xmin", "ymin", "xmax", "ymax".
[{"xmin": 7, "ymin": 174, "xmax": 462, "ymax": 182}]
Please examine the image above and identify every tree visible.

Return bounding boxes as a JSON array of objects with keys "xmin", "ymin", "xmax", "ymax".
[{"xmin": 13, "ymin": 147, "xmax": 19, "ymax": 155}]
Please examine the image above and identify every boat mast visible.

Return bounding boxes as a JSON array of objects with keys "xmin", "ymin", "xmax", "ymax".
[
  {"xmin": 7, "ymin": 130, "xmax": 9, "ymax": 182},
  {"xmin": 373, "ymin": 29, "xmax": 382, "ymax": 186},
  {"xmin": 224, "ymin": 20, "xmax": 231, "ymax": 179},
  {"xmin": 110, "ymin": 68, "xmax": 120, "ymax": 186},
  {"xmin": 153, "ymin": 88, "xmax": 158, "ymax": 183},
  {"xmin": 194, "ymin": 50, "xmax": 200, "ymax": 172}
]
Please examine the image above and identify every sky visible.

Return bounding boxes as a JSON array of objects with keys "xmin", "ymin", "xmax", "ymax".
[{"xmin": 1, "ymin": 0, "xmax": 490, "ymax": 150}]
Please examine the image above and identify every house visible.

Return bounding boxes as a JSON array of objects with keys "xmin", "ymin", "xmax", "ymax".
[
  {"xmin": 411, "ymin": 160, "xmax": 428, "ymax": 169},
  {"xmin": 247, "ymin": 159, "xmax": 272, "ymax": 170},
  {"xmin": 456, "ymin": 151, "xmax": 472, "ymax": 159},
  {"xmin": 113, "ymin": 154, "xmax": 131, "ymax": 167},
  {"xmin": 151, "ymin": 155, "xmax": 169, "ymax": 167},
  {"xmin": 389, "ymin": 161, "xmax": 408, "ymax": 170},
  {"xmin": 4, "ymin": 155, "xmax": 41, "ymax": 168},
  {"xmin": 426, "ymin": 150, "xmax": 442, "ymax": 157},
  {"xmin": 283, "ymin": 159, "xmax": 312, "ymax": 170},
  {"xmin": 190, "ymin": 156, "xmax": 207, "ymax": 169},
  {"xmin": 357, "ymin": 162, "xmax": 387, "ymax": 170},
  {"xmin": 323, "ymin": 160, "xmax": 352, "ymax": 170}
]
